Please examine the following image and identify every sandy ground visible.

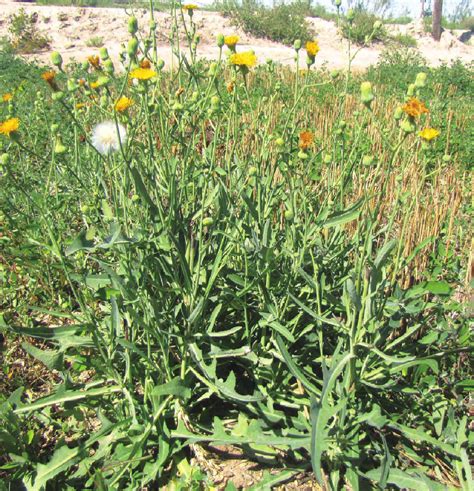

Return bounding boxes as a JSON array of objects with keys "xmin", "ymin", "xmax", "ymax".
[{"xmin": 0, "ymin": 0, "xmax": 473, "ymax": 71}]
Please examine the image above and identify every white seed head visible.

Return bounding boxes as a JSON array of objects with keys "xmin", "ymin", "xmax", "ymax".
[{"xmin": 91, "ymin": 121, "xmax": 127, "ymax": 156}]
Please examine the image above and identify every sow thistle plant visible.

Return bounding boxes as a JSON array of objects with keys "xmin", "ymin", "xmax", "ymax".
[{"xmin": 0, "ymin": 6, "xmax": 471, "ymax": 491}]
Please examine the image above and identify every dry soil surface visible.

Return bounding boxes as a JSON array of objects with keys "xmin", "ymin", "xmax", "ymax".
[{"xmin": 0, "ymin": 0, "xmax": 473, "ymax": 71}]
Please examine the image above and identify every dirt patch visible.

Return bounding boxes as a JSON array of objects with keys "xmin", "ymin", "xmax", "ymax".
[{"xmin": 0, "ymin": 0, "xmax": 473, "ymax": 70}]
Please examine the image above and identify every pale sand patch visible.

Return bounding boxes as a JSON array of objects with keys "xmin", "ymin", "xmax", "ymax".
[{"xmin": 0, "ymin": 0, "xmax": 472, "ymax": 71}]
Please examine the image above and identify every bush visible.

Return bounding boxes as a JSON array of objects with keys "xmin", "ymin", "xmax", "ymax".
[
  {"xmin": 460, "ymin": 16, "xmax": 474, "ymax": 31},
  {"xmin": 308, "ymin": 4, "xmax": 338, "ymax": 22},
  {"xmin": 223, "ymin": 0, "xmax": 313, "ymax": 45},
  {"xmin": 7, "ymin": 8, "xmax": 50, "ymax": 54},
  {"xmin": 386, "ymin": 15, "xmax": 413, "ymax": 25},
  {"xmin": 390, "ymin": 33, "xmax": 417, "ymax": 47},
  {"xmin": 341, "ymin": 11, "xmax": 387, "ymax": 45}
]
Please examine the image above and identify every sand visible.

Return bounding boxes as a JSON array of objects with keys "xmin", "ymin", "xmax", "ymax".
[{"xmin": 0, "ymin": 0, "xmax": 473, "ymax": 70}]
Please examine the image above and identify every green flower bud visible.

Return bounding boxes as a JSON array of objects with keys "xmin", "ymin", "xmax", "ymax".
[
  {"xmin": 216, "ymin": 34, "xmax": 225, "ymax": 49},
  {"xmin": 248, "ymin": 166, "xmax": 257, "ymax": 176},
  {"xmin": 373, "ymin": 20, "xmax": 383, "ymax": 30},
  {"xmin": 415, "ymin": 72, "xmax": 427, "ymax": 88},
  {"xmin": 128, "ymin": 37, "xmax": 139, "ymax": 57},
  {"xmin": 51, "ymin": 51, "xmax": 63, "ymax": 68},
  {"xmin": 157, "ymin": 58, "xmax": 165, "ymax": 70},
  {"xmin": 339, "ymin": 120, "xmax": 347, "ymax": 129},
  {"xmin": 275, "ymin": 137, "xmax": 285, "ymax": 147},
  {"xmin": 131, "ymin": 194, "xmax": 140, "ymax": 202},
  {"xmin": 330, "ymin": 70, "xmax": 339, "ymax": 79},
  {"xmin": 208, "ymin": 62, "xmax": 218, "ymax": 76},
  {"xmin": 360, "ymin": 81, "xmax": 374, "ymax": 107},
  {"xmin": 172, "ymin": 102, "xmax": 183, "ymax": 111},
  {"xmin": 284, "ymin": 209, "xmax": 294, "ymax": 221},
  {"xmin": 52, "ymin": 91, "xmax": 65, "ymax": 101},
  {"xmin": 442, "ymin": 154, "xmax": 452, "ymax": 163},
  {"xmin": 394, "ymin": 106, "xmax": 403, "ymax": 120},
  {"xmin": 80, "ymin": 204, "xmax": 89, "ymax": 213},
  {"xmin": 54, "ymin": 136, "xmax": 67, "ymax": 154},
  {"xmin": 99, "ymin": 47, "xmax": 109, "ymax": 60},
  {"xmin": 347, "ymin": 9, "xmax": 356, "ymax": 22},
  {"xmin": 210, "ymin": 95, "xmax": 220, "ymax": 108},
  {"xmin": 202, "ymin": 217, "xmax": 214, "ymax": 226},
  {"xmin": 298, "ymin": 150, "xmax": 308, "ymax": 159},
  {"xmin": 335, "ymin": 0, "xmax": 342, "ymax": 7},
  {"xmin": 407, "ymin": 83, "xmax": 416, "ymax": 97},
  {"xmin": 323, "ymin": 153, "xmax": 332, "ymax": 164},
  {"xmin": 81, "ymin": 60, "xmax": 89, "ymax": 71},
  {"xmin": 191, "ymin": 91, "xmax": 199, "ymax": 102},
  {"xmin": 97, "ymin": 76, "xmax": 110, "ymax": 87},
  {"xmin": 294, "ymin": 39, "xmax": 302, "ymax": 51},
  {"xmin": 67, "ymin": 79, "xmax": 79, "ymax": 92},
  {"xmin": 362, "ymin": 155, "xmax": 374, "ymax": 166},
  {"xmin": 104, "ymin": 59, "xmax": 115, "ymax": 74},
  {"xmin": 400, "ymin": 119, "xmax": 415, "ymax": 133},
  {"xmin": 306, "ymin": 56, "xmax": 314, "ymax": 67},
  {"xmin": 128, "ymin": 16, "xmax": 138, "ymax": 34},
  {"xmin": 50, "ymin": 124, "xmax": 59, "ymax": 134},
  {"xmin": 0, "ymin": 153, "xmax": 10, "ymax": 166}
]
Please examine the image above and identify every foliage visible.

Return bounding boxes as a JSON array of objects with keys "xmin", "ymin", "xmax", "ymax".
[
  {"xmin": 341, "ymin": 10, "xmax": 387, "ymax": 45},
  {"xmin": 0, "ymin": 8, "xmax": 472, "ymax": 491},
  {"xmin": 86, "ymin": 36, "xmax": 105, "ymax": 48},
  {"xmin": 222, "ymin": 0, "xmax": 313, "ymax": 45},
  {"xmin": 460, "ymin": 15, "xmax": 474, "ymax": 31},
  {"xmin": 389, "ymin": 33, "xmax": 417, "ymax": 48},
  {"xmin": 7, "ymin": 9, "xmax": 51, "ymax": 54}
]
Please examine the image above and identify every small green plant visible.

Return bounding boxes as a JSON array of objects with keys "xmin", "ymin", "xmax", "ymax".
[
  {"xmin": 341, "ymin": 11, "xmax": 387, "ymax": 45},
  {"xmin": 223, "ymin": 0, "xmax": 313, "ymax": 45},
  {"xmin": 460, "ymin": 15, "xmax": 474, "ymax": 31},
  {"xmin": 8, "ymin": 9, "xmax": 50, "ymax": 54},
  {"xmin": 86, "ymin": 36, "xmax": 104, "ymax": 48},
  {"xmin": 390, "ymin": 33, "xmax": 417, "ymax": 47}
]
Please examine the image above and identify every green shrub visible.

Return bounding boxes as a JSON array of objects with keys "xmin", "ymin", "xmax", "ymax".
[
  {"xmin": 86, "ymin": 36, "xmax": 105, "ymax": 48},
  {"xmin": 341, "ymin": 11, "xmax": 387, "ymax": 45},
  {"xmin": 390, "ymin": 33, "xmax": 417, "ymax": 47},
  {"xmin": 386, "ymin": 15, "xmax": 413, "ymax": 25},
  {"xmin": 308, "ymin": 4, "xmax": 338, "ymax": 22},
  {"xmin": 460, "ymin": 16, "xmax": 474, "ymax": 31},
  {"xmin": 223, "ymin": 0, "xmax": 313, "ymax": 45},
  {"xmin": 7, "ymin": 9, "xmax": 50, "ymax": 54}
]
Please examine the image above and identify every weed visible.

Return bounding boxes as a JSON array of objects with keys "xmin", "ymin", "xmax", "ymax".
[
  {"xmin": 86, "ymin": 36, "xmax": 105, "ymax": 48},
  {"xmin": 7, "ymin": 9, "xmax": 51, "ymax": 54}
]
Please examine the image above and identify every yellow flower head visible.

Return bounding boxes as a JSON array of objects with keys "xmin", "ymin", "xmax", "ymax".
[
  {"xmin": 402, "ymin": 97, "xmax": 429, "ymax": 118},
  {"xmin": 129, "ymin": 68, "xmax": 157, "ymax": 81},
  {"xmin": 224, "ymin": 35, "xmax": 240, "ymax": 49},
  {"xmin": 115, "ymin": 96, "xmax": 134, "ymax": 112},
  {"xmin": 41, "ymin": 71, "xmax": 57, "ymax": 89},
  {"xmin": 0, "ymin": 117, "xmax": 20, "ymax": 137},
  {"xmin": 90, "ymin": 81, "xmax": 101, "ymax": 90},
  {"xmin": 229, "ymin": 51, "xmax": 257, "ymax": 68},
  {"xmin": 183, "ymin": 4, "xmax": 198, "ymax": 10},
  {"xmin": 88, "ymin": 55, "xmax": 101, "ymax": 69},
  {"xmin": 2, "ymin": 93, "xmax": 13, "ymax": 102},
  {"xmin": 306, "ymin": 40, "xmax": 320, "ymax": 58},
  {"xmin": 75, "ymin": 103, "xmax": 86, "ymax": 110},
  {"xmin": 299, "ymin": 131, "xmax": 314, "ymax": 150},
  {"xmin": 419, "ymin": 127, "xmax": 440, "ymax": 142}
]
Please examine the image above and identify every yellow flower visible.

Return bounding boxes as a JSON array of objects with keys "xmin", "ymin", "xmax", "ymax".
[
  {"xmin": 114, "ymin": 96, "xmax": 134, "ymax": 112},
  {"xmin": 229, "ymin": 51, "xmax": 257, "ymax": 68},
  {"xmin": 0, "ymin": 117, "xmax": 20, "ymax": 137},
  {"xmin": 224, "ymin": 35, "xmax": 240, "ymax": 49},
  {"xmin": 129, "ymin": 68, "xmax": 157, "ymax": 81},
  {"xmin": 299, "ymin": 131, "xmax": 314, "ymax": 150},
  {"xmin": 183, "ymin": 4, "xmax": 198, "ymax": 10},
  {"xmin": 88, "ymin": 55, "xmax": 101, "ymax": 69},
  {"xmin": 402, "ymin": 97, "xmax": 429, "ymax": 118},
  {"xmin": 419, "ymin": 128, "xmax": 440, "ymax": 142},
  {"xmin": 42, "ymin": 71, "xmax": 56, "ymax": 82},
  {"xmin": 306, "ymin": 40, "xmax": 320, "ymax": 58},
  {"xmin": 75, "ymin": 103, "xmax": 86, "ymax": 110},
  {"xmin": 2, "ymin": 93, "xmax": 13, "ymax": 102},
  {"xmin": 90, "ymin": 81, "xmax": 101, "ymax": 90}
]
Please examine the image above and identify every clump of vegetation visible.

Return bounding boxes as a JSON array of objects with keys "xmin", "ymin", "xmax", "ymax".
[
  {"xmin": 7, "ymin": 9, "xmax": 51, "ymax": 54},
  {"xmin": 341, "ymin": 10, "xmax": 387, "ymax": 45},
  {"xmin": 222, "ymin": 0, "xmax": 313, "ymax": 45},
  {"xmin": 86, "ymin": 36, "xmax": 105, "ymax": 47},
  {"xmin": 460, "ymin": 15, "xmax": 474, "ymax": 31},
  {"xmin": 0, "ymin": 7, "xmax": 472, "ymax": 491},
  {"xmin": 390, "ymin": 33, "xmax": 417, "ymax": 47}
]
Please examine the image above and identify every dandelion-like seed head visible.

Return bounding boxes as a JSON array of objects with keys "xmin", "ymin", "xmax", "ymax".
[
  {"xmin": 91, "ymin": 121, "xmax": 127, "ymax": 156},
  {"xmin": 129, "ymin": 68, "xmax": 157, "ymax": 81},
  {"xmin": 299, "ymin": 131, "xmax": 314, "ymax": 150},
  {"xmin": 402, "ymin": 97, "xmax": 429, "ymax": 118},
  {"xmin": 306, "ymin": 40, "xmax": 320, "ymax": 58},
  {"xmin": 0, "ymin": 118, "xmax": 20, "ymax": 137},
  {"xmin": 114, "ymin": 96, "xmax": 134, "ymax": 112},
  {"xmin": 224, "ymin": 35, "xmax": 240, "ymax": 49},
  {"xmin": 2, "ymin": 93, "xmax": 13, "ymax": 102},
  {"xmin": 419, "ymin": 127, "xmax": 440, "ymax": 142},
  {"xmin": 229, "ymin": 51, "xmax": 257, "ymax": 68}
]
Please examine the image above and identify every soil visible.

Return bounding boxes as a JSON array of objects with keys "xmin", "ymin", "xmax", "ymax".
[{"xmin": 0, "ymin": 0, "xmax": 473, "ymax": 71}]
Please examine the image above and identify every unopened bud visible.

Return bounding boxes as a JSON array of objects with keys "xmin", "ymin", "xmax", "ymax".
[
  {"xmin": 128, "ymin": 37, "xmax": 139, "ymax": 57},
  {"xmin": 216, "ymin": 34, "xmax": 225, "ymax": 48},
  {"xmin": 128, "ymin": 16, "xmax": 138, "ymax": 34},
  {"xmin": 415, "ymin": 72, "xmax": 427, "ymax": 88},
  {"xmin": 51, "ymin": 51, "xmax": 63, "ymax": 68},
  {"xmin": 294, "ymin": 39, "xmax": 302, "ymax": 51},
  {"xmin": 360, "ymin": 81, "xmax": 374, "ymax": 107}
]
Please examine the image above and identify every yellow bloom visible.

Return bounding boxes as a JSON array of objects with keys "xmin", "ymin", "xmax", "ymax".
[
  {"xmin": 90, "ymin": 81, "xmax": 101, "ymax": 90},
  {"xmin": 224, "ymin": 35, "xmax": 240, "ymax": 49},
  {"xmin": 419, "ymin": 128, "xmax": 440, "ymax": 142},
  {"xmin": 129, "ymin": 68, "xmax": 157, "ymax": 81},
  {"xmin": 75, "ymin": 103, "xmax": 86, "ymax": 110},
  {"xmin": 114, "ymin": 96, "xmax": 134, "ymax": 112},
  {"xmin": 42, "ymin": 71, "xmax": 56, "ymax": 82},
  {"xmin": 306, "ymin": 40, "xmax": 320, "ymax": 58},
  {"xmin": 183, "ymin": 4, "xmax": 198, "ymax": 10},
  {"xmin": 0, "ymin": 117, "xmax": 20, "ymax": 137},
  {"xmin": 299, "ymin": 131, "xmax": 314, "ymax": 150},
  {"xmin": 229, "ymin": 51, "xmax": 257, "ymax": 68},
  {"xmin": 402, "ymin": 97, "xmax": 429, "ymax": 118},
  {"xmin": 2, "ymin": 93, "xmax": 13, "ymax": 102}
]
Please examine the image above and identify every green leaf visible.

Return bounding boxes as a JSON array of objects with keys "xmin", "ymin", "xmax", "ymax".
[
  {"xmin": 365, "ymin": 468, "xmax": 446, "ymax": 490},
  {"xmin": 21, "ymin": 342, "xmax": 64, "ymax": 371},
  {"xmin": 423, "ymin": 280, "xmax": 452, "ymax": 296},
  {"xmin": 151, "ymin": 378, "xmax": 191, "ymax": 400},
  {"xmin": 65, "ymin": 229, "xmax": 95, "ymax": 256},
  {"xmin": 322, "ymin": 199, "xmax": 363, "ymax": 228}
]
